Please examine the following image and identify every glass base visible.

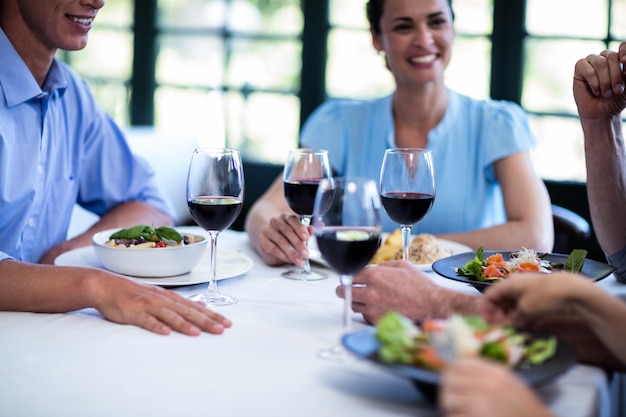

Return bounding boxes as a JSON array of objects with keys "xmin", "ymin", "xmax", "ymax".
[
  {"xmin": 189, "ymin": 291, "xmax": 238, "ymax": 306},
  {"xmin": 281, "ymin": 268, "xmax": 327, "ymax": 281},
  {"xmin": 317, "ymin": 345, "xmax": 353, "ymax": 362}
]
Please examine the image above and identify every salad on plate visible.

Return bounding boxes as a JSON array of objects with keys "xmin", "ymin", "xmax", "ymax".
[
  {"xmin": 375, "ymin": 312, "xmax": 557, "ymax": 371},
  {"xmin": 455, "ymin": 247, "xmax": 587, "ymax": 283}
]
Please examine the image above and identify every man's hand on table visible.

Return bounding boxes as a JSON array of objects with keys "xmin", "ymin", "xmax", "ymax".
[{"xmin": 89, "ymin": 274, "xmax": 232, "ymax": 336}]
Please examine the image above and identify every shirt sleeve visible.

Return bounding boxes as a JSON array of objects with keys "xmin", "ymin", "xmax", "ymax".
[
  {"xmin": 299, "ymin": 100, "xmax": 347, "ymax": 175},
  {"xmin": 76, "ymin": 112, "xmax": 177, "ymax": 223},
  {"xmin": 480, "ymin": 101, "xmax": 536, "ymax": 184}
]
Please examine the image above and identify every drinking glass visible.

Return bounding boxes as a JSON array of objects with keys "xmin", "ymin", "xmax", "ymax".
[
  {"xmin": 379, "ymin": 148, "xmax": 435, "ymax": 261},
  {"xmin": 186, "ymin": 148, "xmax": 244, "ymax": 306},
  {"xmin": 312, "ymin": 177, "xmax": 382, "ymax": 361},
  {"xmin": 282, "ymin": 148, "xmax": 332, "ymax": 281}
]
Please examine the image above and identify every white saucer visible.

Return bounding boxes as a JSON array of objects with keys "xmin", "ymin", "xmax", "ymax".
[{"xmin": 55, "ymin": 246, "xmax": 253, "ymax": 287}]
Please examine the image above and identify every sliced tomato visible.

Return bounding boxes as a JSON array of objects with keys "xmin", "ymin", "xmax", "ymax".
[
  {"xmin": 486, "ymin": 253, "xmax": 508, "ymax": 269},
  {"xmin": 418, "ymin": 346, "xmax": 446, "ymax": 371},
  {"xmin": 483, "ymin": 264, "xmax": 505, "ymax": 278},
  {"xmin": 155, "ymin": 241, "xmax": 167, "ymax": 248},
  {"xmin": 515, "ymin": 262, "xmax": 539, "ymax": 272},
  {"xmin": 422, "ymin": 319, "xmax": 445, "ymax": 333}
]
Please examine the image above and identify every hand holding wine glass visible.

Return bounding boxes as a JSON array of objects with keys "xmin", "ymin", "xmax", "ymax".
[
  {"xmin": 186, "ymin": 148, "xmax": 244, "ymax": 306},
  {"xmin": 379, "ymin": 148, "xmax": 435, "ymax": 261},
  {"xmin": 312, "ymin": 177, "xmax": 382, "ymax": 361},
  {"xmin": 282, "ymin": 148, "xmax": 332, "ymax": 281}
]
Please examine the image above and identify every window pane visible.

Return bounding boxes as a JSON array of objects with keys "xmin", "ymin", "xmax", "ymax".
[
  {"xmin": 612, "ymin": 0, "xmax": 626, "ymax": 39},
  {"xmin": 96, "ymin": 0, "xmax": 133, "ymax": 27},
  {"xmin": 522, "ymin": 39, "xmax": 606, "ymax": 114},
  {"xmin": 526, "ymin": 0, "xmax": 608, "ymax": 38},
  {"xmin": 452, "ymin": 0, "xmax": 493, "ymax": 35},
  {"xmin": 91, "ymin": 82, "xmax": 131, "ymax": 127},
  {"xmin": 529, "ymin": 116, "xmax": 586, "ymax": 181},
  {"xmin": 157, "ymin": 35, "xmax": 226, "ymax": 87},
  {"xmin": 326, "ymin": 28, "xmax": 393, "ymax": 98},
  {"xmin": 446, "ymin": 37, "xmax": 491, "ymax": 99},
  {"xmin": 67, "ymin": 30, "xmax": 133, "ymax": 80},
  {"xmin": 226, "ymin": 38, "xmax": 301, "ymax": 90},
  {"xmin": 155, "ymin": 87, "xmax": 226, "ymax": 147},
  {"xmin": 330, "ymin": 0, "xmax": 368, "ymax": 29},
  {"xmin": 158, "ymin": 0, "xmax": 302, "ymax": 35},
  {"xmin": 225, "ymin": 92, "xmax": 301, "ymax": 162}
]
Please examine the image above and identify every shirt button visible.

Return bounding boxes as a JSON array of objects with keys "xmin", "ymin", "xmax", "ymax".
[
  {"xmin": 37, "ymin": 166, "xmax": 43, "ymax": 174},
  {"xmin": 28, "ymin": 218, "xmax": 35, "ymax": 227}
]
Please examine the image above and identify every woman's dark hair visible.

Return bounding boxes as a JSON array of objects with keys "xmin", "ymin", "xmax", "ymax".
[{"xmin": 367, "ymin": 0, "xmax": 454, "ymax": 34}]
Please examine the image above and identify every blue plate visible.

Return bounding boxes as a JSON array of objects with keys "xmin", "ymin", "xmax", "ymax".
[{"xmin": 342, "ymin": 327, "xmax": 577, "ymax": 402}]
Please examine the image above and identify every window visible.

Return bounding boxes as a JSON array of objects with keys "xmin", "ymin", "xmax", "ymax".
[{"xmin": 64, "ymin": 0, "xmax": 622, "ymax": 180}]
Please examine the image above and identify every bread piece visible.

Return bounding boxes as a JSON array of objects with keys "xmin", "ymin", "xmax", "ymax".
[{"xmin": 391, "ymin": 233, "xmax": 453, "ymax": 264}]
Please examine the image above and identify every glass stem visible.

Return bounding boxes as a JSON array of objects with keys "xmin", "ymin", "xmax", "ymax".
[
  {"xmin": 206, "ymin": 231, "xmax": 219, "ymax": 294},
  {"xmin": 401, "ymin": 225, "xmax": 412, "ymax": 261},
  {"xmin": 297, "ymin": 216, "xmax": 312, "ymax": 275},
  {"xmin": 340, "ymin": 274, "xmax": 353, "ymax": 335}
]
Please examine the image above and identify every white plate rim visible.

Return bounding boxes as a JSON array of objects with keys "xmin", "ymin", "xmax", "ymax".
[
  {"xmin": 308, "ymin": 235, "xmax": 471, "ymax": 271},
  {"xmin": 55, "ymin": 246, "xmax": 253, "ymax": 287}
]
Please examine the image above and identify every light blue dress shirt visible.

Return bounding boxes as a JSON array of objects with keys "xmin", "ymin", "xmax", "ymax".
[
  {"xmin": 0, "ymin": 29, "xmax": 175, "ymax": 263},
  {"xmin": 300, "ymin": 90, "xmax": 535, "ymax": 234}
]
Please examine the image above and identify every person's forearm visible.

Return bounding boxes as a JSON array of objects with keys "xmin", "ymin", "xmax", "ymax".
[
  {"xmin": 438, "ymin": 217, "xmax": 552, "ymax": 253},
  {"xmin": 582, "ymin": 115, "xmax": 626, "ymax": 257},
  {"xmin": 244, "ymin": 176, "xmax": 287, "ymax": 253},
  {"xmin": 0, "ymin": 260, "xmax": 106, "ymax": 313},
  {"xmin": 245, "ymin": 200, "xmax": 278, "ymax": 253},
  {"xmin": 431, "ymin": 287, "xmax": 482, "ymax": 318}
]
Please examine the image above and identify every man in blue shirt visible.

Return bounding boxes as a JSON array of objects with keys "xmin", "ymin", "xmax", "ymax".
[{"xmin": 0, "ymin": 0, "xmax": 231, "ymax": 335}]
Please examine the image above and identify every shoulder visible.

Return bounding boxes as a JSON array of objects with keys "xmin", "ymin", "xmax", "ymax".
[
  {"xmin": 305, "ymin": 96, "xmax": 390, "ymax": 124},
  {"xmin": 450, "ymin": 90, "xmax": 529, "ymax": 124}
]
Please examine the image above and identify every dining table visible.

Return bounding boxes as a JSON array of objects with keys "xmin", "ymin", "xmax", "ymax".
[{"xmin": 0, "ymin": 228, "xmax": 616, "ymax": 417}]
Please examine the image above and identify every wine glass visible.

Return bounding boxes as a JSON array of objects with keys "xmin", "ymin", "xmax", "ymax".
[
  {"xmin": 186, "ymin": 148, "xmax": 244, "ymax": 306},
  {"xmin": 282, "ymin": 148, "xmax": 332, "ymax": 281},
  {"xmin": 379, "ymin": 148, "xmax": 435, "ymax": 261},
  {"xmin": 312, "ymin": 177, "xmax": 382, "ymax": 361}
]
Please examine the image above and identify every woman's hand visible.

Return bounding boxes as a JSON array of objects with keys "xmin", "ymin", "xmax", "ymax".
[{"xmin": 256, "ymin": 213, "xmax": 311, "ymax": 266}]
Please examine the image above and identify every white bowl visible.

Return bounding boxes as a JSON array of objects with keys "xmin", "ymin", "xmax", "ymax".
[{"xmin": 92, "ymin": 228, "xmax": 208, "ymax": 277}]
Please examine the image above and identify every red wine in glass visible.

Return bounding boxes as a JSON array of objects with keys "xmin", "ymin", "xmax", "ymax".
[
  {"xmin": 379, "ymin": 148, "xmax": 436, "ymax": 261},
  {"xmin": 313, "ymin": 177, "xmax": 382, "ymax": 361},
  {"xmin": 188, "ymin": 197, "xmax": 243, "ymax": 232},
  {"xmin": 316, "ymin": 227, "xmax": 381, "ymax": 275},
  {"xmin": 380, "ymin": 192, "xmax": 434, "ymax": 226},
  {"xmin": 282, "ymin": 149, "xmax": 331, "ymax": 281},
  {"xmin": 186, "ymin": 148, "xmax": 244, "ymax": 306},
  {"xmin": 283, "ymin": 179, "xmax": 321, "ymax": 216}
]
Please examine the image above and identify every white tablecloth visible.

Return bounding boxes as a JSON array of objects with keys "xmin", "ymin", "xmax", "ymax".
[{"xmin": 0, "ymin": 230, "xmax": 612, "ymax": 417}]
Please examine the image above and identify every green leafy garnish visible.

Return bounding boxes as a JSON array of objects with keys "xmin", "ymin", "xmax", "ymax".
[
  {"xmin": 525, "ymin": 337, "xmax": 557, "ymax": 365},
  {"xmin": 110, "ymin": 225, "xmax": 157, "ymax": 241},
  {"xmin": 456, "ymin": 246, "xmax": 485, "ymax": 281},
  {"xmin": 155, "ymin": 226, "xmax": 183, "ymax": 243},
  {"xmin": 375, "ymin": 312, "xmax": 419, "ymax": 364},
  {"xmin": 565, "ymin": 249, "xmax": 587, "ymax": 273},
  {"xmin": 109, "ymin": 225, "xmax": 183, "ymax": 243}
]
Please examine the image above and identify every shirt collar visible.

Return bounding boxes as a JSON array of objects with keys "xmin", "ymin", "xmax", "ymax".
[{"xmin": 0, "ymin": 28, "xmax": 68, "ymax": 108}]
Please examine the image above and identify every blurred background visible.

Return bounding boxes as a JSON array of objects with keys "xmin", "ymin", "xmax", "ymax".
[{"xmin": 61, "ymin": 0, "xmax": 626, "ymax": 181}]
